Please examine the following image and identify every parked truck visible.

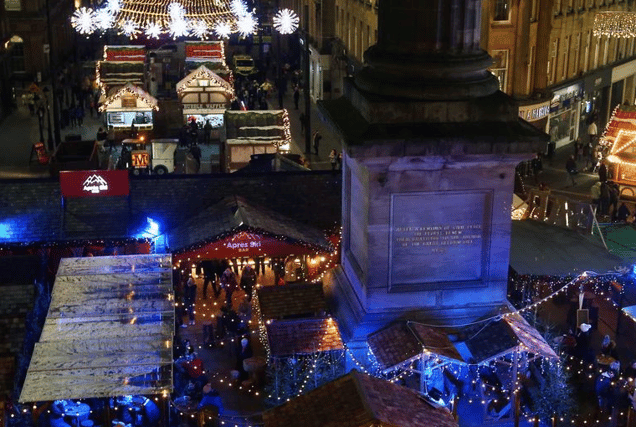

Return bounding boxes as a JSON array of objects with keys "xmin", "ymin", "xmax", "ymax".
[{"xmin": 118, "ymin": 138, "xmax": 178, "ymax": 175}]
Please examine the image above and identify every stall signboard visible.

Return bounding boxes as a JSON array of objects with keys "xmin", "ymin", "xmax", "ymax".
[
  {"xmin": 518, "ymin": 101, "xmax": 550, "ymax": 122},
  {"xmin": 60, "ymin": 170, "xmax": 129, "ymax": 198},
  {"xmin": 184, "ymin": 103, "xmax": 226, "ymax": 110}
]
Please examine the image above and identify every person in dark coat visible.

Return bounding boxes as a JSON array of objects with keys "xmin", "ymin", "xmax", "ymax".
[
  {"xmin": 566, "ymin": 155, "xmax": 578, "ymax": 186},
  {"xmin": 198, "ymin": 383, "xmax": 224, "ymax": 414},
  {"xmin": 220, "ymin": 267, "xmax": 238, "ymax": 307},
  {"xmin": 203, "ymin": 120, "xmax": 212, "ymax": 144},
  {"xmin": 182, "ymin": 275, "xmax": 197, "ymax": 327},
  {"xmin": 599, "ymin": 162, "xmax": 608, "ymax": 183},
  {"xmin": 236, "ymin": 337, "xmax": 253, "ymax": 380},
  {"xmin": 293, "ymin": 85, "xmax": 300, "ymax": 109},
  {"xmin": 617, "ymin": 203, "xmax": 631, "ymax": 222},
  {"xmin": 240, "ymin": 264, "xmax": 257, "ymax": 301}
]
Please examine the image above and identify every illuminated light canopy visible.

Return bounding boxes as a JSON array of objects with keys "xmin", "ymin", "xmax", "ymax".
[
  {"xmin": 145, "ymin": 22, "xmax": 163, "ymax": 39},
  {"xmin": 168, "ymin": 2, "xmax": 187, "ymax": 20},
  {"xmin": 71, "ymin": 7, "xmax": 96, "ymax": 35},
  {"xmin": 106, "ymin": 0, "xmax": 122, "ymax": 14},
  {"xmin": 237, "ymin": 13, "xmax": 257, "ymax": 37},
  {"xmin": 214, "ymin": 22, "xmax": 232, "ymax": 39},
  {"xmin": 273, "ymin": 9, "xmax": 299, "ymax": 35},
  {"xmin": 593, "ymin": 11, "xmax": 636, "ymax": 38}
]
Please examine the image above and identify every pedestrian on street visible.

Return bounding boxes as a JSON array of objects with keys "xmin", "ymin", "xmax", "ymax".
[
  {"xmin": 203, "ymin": 120, "xmax": 212, "ymax": 144},
  {"xmin": 329, "ymin": 149, "xmax": 338, "ymax": 171},
  {"xmin": 293, "ymin": 85, "xmax": 300, "ymax": 110},
  {"xmin": 299, "ymin": 112, "xmax": 307, "ymax": 133},
  {"xmin": 182, "ymin": 275, "xmax": 197, "ymax": 327},
  {"xmin": 312, "ymin": 131, "xmax": 322, "ymax": 155},
  {"xmin": 240, "ymin": 264, "xmax": 257, "ymax": 301},
  {"xmin": 566, "ymin": 155, "xmax": 578, "ymax": 187},
  {"xmin": 337, "ymin": 152, "xmax": 343, "ymax": 170},
  {"xmin": 588, "ymin": 119, "xmax": 598, "ymax": 146}
]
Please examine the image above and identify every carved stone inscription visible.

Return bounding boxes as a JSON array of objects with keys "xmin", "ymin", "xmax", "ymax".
[{"xmin": 390, "ymin": 192, "xmax": 488, "ymax": 288}]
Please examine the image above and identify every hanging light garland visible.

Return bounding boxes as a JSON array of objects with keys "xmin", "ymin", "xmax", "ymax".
[
  {"xmin": 273, "ymin": 9, "xmax": 299, "ymax": 35},
  {"xmin": 71, "ymin": 0, "xmax": 300, "ymax": 40},
  {"xmin": 593, "ymin": 11, "xmax": 636, "ymax": 38}
]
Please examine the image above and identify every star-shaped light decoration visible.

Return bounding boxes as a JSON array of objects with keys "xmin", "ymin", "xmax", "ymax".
[
  {"xmin": 145, "ymin": 22, "xmax": 163, "ymax": 39},
  {"xmin": 71, "ymin": 7, "xmax": 96, "ymax": 35},
  {"xmin": 106, "ymin": 0, "xmax": 121, "ymax": 14},
  {"xmin": 95, "ymin": 9, "xmax": 114, "ymax": 31},
  {"xmin": 237, "ymin": 13, "xmax": 257, "ymax": 37},
  {"xmin": 191, "ymin": 20, "xmax": 209, "ymax": 39},
  {"xmin": 230, "ymin": 0, "xmax": 248, "ymax": 17},
  {"xmin": 168, "ymin": 18, "xmax": 190, "ymax": 38},
  {"xmin": 121, "ymin": 20, "xmax": 140, "ymax": 38},
  {"xmin": 168, "ymin": 2, "xmax": 187, "ymax": 20},
  {"xmin": 273, "ymin": 9, "xmax": 299, "ymax": 35},
  {"xmin": 214, "ymin": 22, "xmax": 232, "ymax": 39}
]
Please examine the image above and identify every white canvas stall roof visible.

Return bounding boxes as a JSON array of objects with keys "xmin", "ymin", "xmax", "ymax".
[{"xmin": 19, "ymin": 254, "xmax": 174, "ymax": 403}]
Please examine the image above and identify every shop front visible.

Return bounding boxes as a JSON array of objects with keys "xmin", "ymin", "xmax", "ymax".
[
  {"xmin": 177, "ymin": 65, "xmax": 234, "ymax": 135},
  {"xmin": 99, "ymin": 83, "xmax": 158, "ymax": 135},
  {"xmin": 548, "ymin": 82, "xmax": 584, "ymax": 149},
  {"xmin": 582, "ymin": 67, "xmax": 612, "ymax": 133}
]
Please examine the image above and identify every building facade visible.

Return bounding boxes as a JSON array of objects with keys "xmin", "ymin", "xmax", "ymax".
[{"xmin": 482, "ymin": 0, "xmax": 636, "ymax": 148}]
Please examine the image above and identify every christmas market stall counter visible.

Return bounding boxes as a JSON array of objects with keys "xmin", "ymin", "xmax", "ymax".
[{"xmin": 99, "ymin": 83, "xmax": 158, "ymax": 136}]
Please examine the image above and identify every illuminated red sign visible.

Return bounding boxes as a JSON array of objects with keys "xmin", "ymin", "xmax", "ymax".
[{"xmin": 60, "ymin": 170, "xmax": 130, "ymax": 198}]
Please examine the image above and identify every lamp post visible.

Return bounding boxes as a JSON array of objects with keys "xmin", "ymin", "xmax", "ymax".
[
  {"xmin": 43, "ymin": 87, "xmax": 53, "ymax": 151},
  {"xmin": 45, "ymin": 0, "xmax": 61, "ymax": 150},
  {"xmin": 300, "ymin": 27, "xmax": 311, "ymax": 155}
]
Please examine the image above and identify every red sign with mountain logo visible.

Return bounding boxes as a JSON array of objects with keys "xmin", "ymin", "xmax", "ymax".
[{"xmin": 60, "ymin": 170, "xmax": 130, "ymax": 198}]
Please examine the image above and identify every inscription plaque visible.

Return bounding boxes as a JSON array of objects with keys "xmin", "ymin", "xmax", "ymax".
[{"xmin": 389, "ymin": 191, "xmax": 490, "ymax": 289}]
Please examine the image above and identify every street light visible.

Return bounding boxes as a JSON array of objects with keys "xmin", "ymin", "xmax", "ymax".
[{"xmin": 43, "ymin": 87, "xmax": 53, "ymax": 151}]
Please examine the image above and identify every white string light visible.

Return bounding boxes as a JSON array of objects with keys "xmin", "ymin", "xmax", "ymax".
[
  {"xmin": 236, "ymin": 13, "xmax": 257, "ymax": 37},
  {"xmin": 145, "ymin": 22, "xmax": 163, "ymax": 39},
  {"xmin": 273, "ymin": 9, "xmax": 299, "ymax": 35},
  {"xmin": 71, "ymin": 7, "xmax": 96, "ymax": 35}
]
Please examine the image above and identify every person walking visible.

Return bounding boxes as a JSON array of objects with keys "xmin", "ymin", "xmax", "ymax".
[
  {"xmin": 220, "ymin": 267, "xmax": 238, "ymax": 308},
  {"xmin": 293, "ymin": 85, "xmax": 300, "ymax": 109},
  {"xmin": 299, "ymin": 112, "xmax": 307, "ymax": 134},
  {"xmin": 312, "ymin": 131, "xmax": 322, "ymax": 155},
  {"xmin": 329, "ymin": 149, "xmax": 338, "ymax": 171},
  {"xmin": 566, "ymin": 155, "xmax": 578, "ymax": 187},
  {"xmin": 182, "ymin": 275, "xmax": 197, "ymax": 327},
  {"xmin": 588, "ymin": 119, "xmax": 598, "ymax": 146}
]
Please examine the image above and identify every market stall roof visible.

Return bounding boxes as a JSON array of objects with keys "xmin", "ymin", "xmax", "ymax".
[
  {"xmin": 262, "ymin": 370, "xmax": 459, "ymax": 427},
  {"xmin": 168, "ymin": 195, "xmax": 333, "ymax": 256},
  {"xmin": 99, "ymin": 83, "xmax": 159, "ymax": 112},
  {"xmin": 368, "ymin": 313, "xmax": 557, "ymax": 371},
  {"xmin": 256, "ymin": 282, "xmax": 327, "ymax": 320},
  {"xmin": 96, "ymin": 61, "xmax": 145, "ymax": 94},
  {"xmin": 225, "ymin": 110, "xmax": 292, "ymax": 148},
  {"xmin": 509, "ymin": 220, "xmax": 627, "ymax": 276},
  {"xmin": 176, "ymin": 65, "xmax": 234, "ymax": 96},
  {"xmin": 19, "ymin": 254, "xmax": 174, "ymax": 403},
  {"xmin": 266, "ymin": 317, "xmax": 343, "ymax": 357},
  {"xmin": 602, "ymin": 104, "xmax": 636, "ymax": 148}
]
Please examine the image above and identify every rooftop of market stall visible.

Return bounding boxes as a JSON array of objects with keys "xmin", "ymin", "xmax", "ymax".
[
  {"xmin": 169, "ymin": 195, "xmax": 333, "ymax": 262},
  {"xmin": 602, "ymin": 105, "xmax": 636, "ymax": 186},
  {"xmin": 177, "ymin": 64, "xmax": 234, "ymax": 127},
  {"xmin": 19, "ymin": 254, "xmax": 174, "ymax": 403},
  {"xmin": 97, "ymin": 45, "xmax": 146, "ymax": 97}
]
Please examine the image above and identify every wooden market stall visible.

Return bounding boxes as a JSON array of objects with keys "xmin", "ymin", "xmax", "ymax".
[
  {"xmin": 177, "ymin": 65, "xmax": 234, "ymax": 135},
  {"xmin": 224, "ymin": 110, "xmax": 292, "ymax": 172},
  {"xmin": 18, "ymin": 254, "xmax": 173, "ymax": 426},
  {"xmin": 99, "ymin": 83, "xmax": 159, "ymax": 135},
  {"xmin": 601, "ymin": 104, "xmax": 636, "ymax": 196},
  {"xmin": 97, "ymin": 45, "xmax": 146, "ymax": 97}
]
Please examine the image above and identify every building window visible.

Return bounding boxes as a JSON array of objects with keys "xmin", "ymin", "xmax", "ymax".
[
  {"xmin": 526, "ymin": 45, "xmax": 535, "ymax": 94},
  {"xmin": 9, "ymin": 38, "xmax": 25, "ymax": 74},
  {"xmin": 586, "ymin": 0, "xmax": 595, "ymax": 7},
  {"xmin": 554, "ymin": 0, "xmax": 562, "ymax": 15},
  {"xmin": 562, "ymin": 36, "xmax": 570, "ymax": 80},
  {"xmin": 4, "ymin": 0, "xmax": 20, "ymax": 11},
  {"xmin": 490, "ymin": 50, "xmax": 509, "ymax": 91},
  {"xmin": 494, "ymin": 0, "xmax": 510, "ymax": 21}
]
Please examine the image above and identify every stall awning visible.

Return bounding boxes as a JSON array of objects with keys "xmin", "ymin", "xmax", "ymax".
[
  {"xmin": 169, "ymin": 195, "xmax": 333, "ymax": 259},
  {"xmin": 266, "ymin": 317, "xmax": 343, "ymax": 358},
  {"xmin": 99, "ymin": 83, "xmax": 159, "ymax": 112},
  {"xmin": 510, "ymin": 220, "xmax": 627, "ymax": 276},
  {"xmin": 176, "ymin": 65, "xmax": 234, "ymax": 96},
  {"xmin": 367, "ymin": 313, "xmax": 557, "ymax": 372},
  {"xmin": 19, "ymin": 254, "xmax": 174, "ymax": 403}
]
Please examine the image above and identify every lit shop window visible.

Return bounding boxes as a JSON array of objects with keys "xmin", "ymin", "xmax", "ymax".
[
  {"xmin": 4, "ymin": 0, "xmax": 20, "ymax": 11},
  {"xmin": 490, "ymin": 50, "xmax": 509, "ymax": 92},
  {"xmin": 494, "ymin": 0, "xmax": 510, "ymax": 21}
]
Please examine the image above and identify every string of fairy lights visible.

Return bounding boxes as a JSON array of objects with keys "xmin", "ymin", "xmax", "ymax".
[
  {"xmin": 594, "ymin": 11, "xmax": 636, "ymax": 38},
  {"xmin": 71, "ymin": 0, "xmax": 300, "ymax": 40}
]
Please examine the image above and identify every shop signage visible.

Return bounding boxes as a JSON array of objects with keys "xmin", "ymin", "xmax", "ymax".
[
  {"xmin": 518, "ymin": 101, "xmax": 550, "ymax": 122},
  {"xmin": 60, "ymin": 170, "xmax": 130, "ymax": 198},
  {"xmin": 183, "ymin": 103, "xmax": 226, "ymax": 110},
  {"xmin": 225, "ymin": 232, "xmax": 262, "ymax": 252}
]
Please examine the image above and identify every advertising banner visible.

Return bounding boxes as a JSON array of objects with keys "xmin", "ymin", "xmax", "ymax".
[{"xmin": 60, "ymin": 170, "xmax": 130, "ymax": 198}]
